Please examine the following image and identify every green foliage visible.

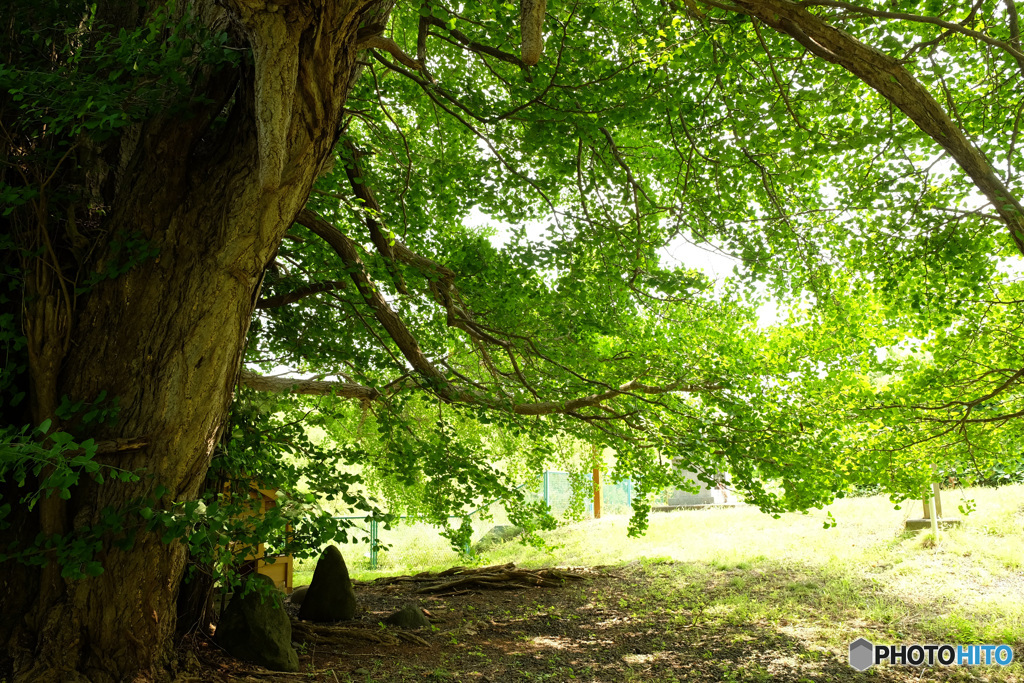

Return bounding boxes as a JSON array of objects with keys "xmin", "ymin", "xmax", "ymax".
[
  {"xmin": 244, "ymin": 392, "xmax": 560, "ymax": 554},
  {"xmin": 0, "ymin": 1, "xmax": 240, "ymax": 144},
  {"xmin": 0, "ymin": 419, "xmax": 141, "ymax": 579},
  {"xmin": 257, "ymin": 0, "xmax": 1024, "ymax": 538},
  {"xmin": 4, "ymin": 0, "xmax": 1024, "ymax": 582},
  {"xmin": 945, "ymin": 455, "xmax": 1024, "ymax": 489}
]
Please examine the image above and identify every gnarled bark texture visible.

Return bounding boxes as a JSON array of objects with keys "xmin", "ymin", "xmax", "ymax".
[{"xmin": 1, "ymin": 1, "xmax": 394, "ymax": 680}]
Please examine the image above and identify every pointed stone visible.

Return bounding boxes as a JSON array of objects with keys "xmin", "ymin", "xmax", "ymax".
[
  {"xmin": 297, "ymin": 545, "xmax": 357, "ymax": 622},
  {"xmin": 216, "ymin": 574, "xmax": 299, "ymax": 671}
]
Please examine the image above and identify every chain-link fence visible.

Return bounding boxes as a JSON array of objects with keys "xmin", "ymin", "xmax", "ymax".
[
  {"xmin": 533, "ymin": 470, "xmax": 634, "ymax": 518},
  {"xmin": 292, "ymin": 471, "xmax": 633, "ymax": 578}
]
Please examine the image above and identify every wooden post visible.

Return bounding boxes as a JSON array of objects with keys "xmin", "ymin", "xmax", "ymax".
[
  {"xmin": 928, "ymin": 489, "xmax": 939, "ymax": 537},
  {"xmin": 593, "ymin": 467, "xmax": 602, "ymax": 519},
  {"xmin": 905, "ymin": 467, "xmax": 960, "ymax": 532}
]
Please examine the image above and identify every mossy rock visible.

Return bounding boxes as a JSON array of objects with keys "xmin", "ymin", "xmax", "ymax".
[
  {"xmin": 289, "ymin": 585, "xmax": 309, "ymax": 605},
  {"xmin": 216, "ymin": 574, "xmax": 299, "ymax": 672},
  {"xmin": 384, "ymin": 604, "xmax": 431, "ymax": 630}
]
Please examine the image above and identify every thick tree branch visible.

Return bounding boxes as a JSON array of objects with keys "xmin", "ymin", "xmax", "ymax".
[
  {"xmin": 729, "ymin": 0, "xmax": 1024, "ymax": 255},
  {"xmin": 417, "ymin": 13, "xmax": 429, "ymax": 63},
  {"xmin": 341, "ymin": 139, "xmax": 409, "ymax": 294},
  {"xmin": 367, "ymin": 50, "xmax": 492, "ymax": 124},
  {"xmin": 255, "ymin": 281, "xmax": 346, "ymax": 309},
  {"xmin": 357, "ymin": 34, "xmax": 422, "ymax": 70},
  {"xmin": 239, "ymin": 369, "xmax": 381, "ymax": 400},
  {"xmin": 296, "ymin": 208, "xmax": 449, "ymax": 387},
  {"xmin": 294, "ymin": 209, "xmax": 714, "ymax": 416},
  {"xmin": 798, "ymin": 0, "xmax": 1024, "ymax": 63},
  {"xmin": 1007, "ymin": 0, "xmax": 1024, "ymax": 73},
  {"xmin": 94, "ymin": 437, "xmax": 149, "ymax": 453},
  {"xmin": 520, "ymin": 0, "xmax": 547, "ymax": 66},
  {"xmin": 1010, "ymin": 0, "xmax": 1023, "ymax": 49},
  {"xmin": 50, "ymin": 437, "xmax": 150, "ymax": 456},
  {"xmin": 422, "ymin": 16, "xmax": 527, "ymax": 68},
  {"xmin": 510, "ymin": 380, "xmax": 694, "ymax": 416}
]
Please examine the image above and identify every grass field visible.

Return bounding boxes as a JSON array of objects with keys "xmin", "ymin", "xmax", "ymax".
[
  {"xmin": 479, "ymin": 485, "xmax": 1024, "ymax": 659},
  {"xmin": 285, "ymin": 484, "xmax": 1023, "ymax": 681}
]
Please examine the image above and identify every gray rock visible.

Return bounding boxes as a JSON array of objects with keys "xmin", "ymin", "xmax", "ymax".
[
  {"xmin": 298, "ymin": 545, "xmax": 357, "ymax": 622},
  {"xmin": 473, "ymin": 524, "xmax": 524, "ymax": 553},
  {"xmin": 289, "ymin": 585, "xmax": 309, "ymax": 605},
  {"xmin": 216, "ymin": 574, "xmax": 299, "ymax": 672},
  {"xmin": 384, "ymin": 604, "xmax": 431, "ymax": 630}
]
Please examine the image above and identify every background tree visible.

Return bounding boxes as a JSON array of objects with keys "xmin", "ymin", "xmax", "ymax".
[{"xmin": 1, "ymin": 0, "xmax": 1021, "ymax": 681}]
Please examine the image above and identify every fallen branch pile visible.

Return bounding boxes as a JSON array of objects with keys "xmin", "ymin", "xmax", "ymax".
[{"xmin": 370, "ymin": 562, "xmax": 586, "ymax": 595}]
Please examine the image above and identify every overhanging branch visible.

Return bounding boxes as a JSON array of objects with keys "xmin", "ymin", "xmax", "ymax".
[
  {"xmin": 293, "ymin": 209, "xmax": 716, "ymax": 416},
  {"xmin": 725, "ymin": 0, "xmax": 1024, "ymax": 255},
  {"xmin": 255, "ymin": 281, "xmax": 346, "ymax": 309},
  {"xmin": 358, "ymin": 34, "xmax": 423, "ymax": 70},
  {"xmin": 798, "ymin": 0, "xmax": 1024, "ymax": 64},
  {"xmin": 341, "ymin": 139, "xmax": 409, "ymax": 294},
  {"xmin": 422, "ymin": 16, "xmax": 527, "ymax": 68},
  {"xmin": 239, "ymin": 369, "xmax": 380, "ymax": 400},
  {"xmin": 295, "ymin": 208, "xmax": 449, "ymax": 387}
]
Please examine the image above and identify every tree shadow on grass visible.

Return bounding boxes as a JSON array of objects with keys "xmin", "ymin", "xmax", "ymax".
[
  {"xmin": 493, "ymin": 558, "xmax": 1007, "ymax": 683},
  {"xmin": 205, "ymin": 558, "xmax": 1013, "ymax": 682}
]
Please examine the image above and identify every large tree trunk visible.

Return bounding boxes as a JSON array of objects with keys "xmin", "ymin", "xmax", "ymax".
[{"xmin": 1, "ymin": 1, "xmax": 392, "ymax": 680}]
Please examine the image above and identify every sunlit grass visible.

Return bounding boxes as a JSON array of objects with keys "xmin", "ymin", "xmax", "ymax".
[
  {"xmin": 293, "ymin": 510, "xmax": 513, "ymax": 585},
  {"xmin": 470, "ymin": 484, "xmax": 1024, "ymax": 679},
  {"xmin": 479, "ymin": 484, "xmax": 1022, "ymax": 578},
  {"xmin": 290, "ymin": 485, "xmax": 1023, "ymax": 679}
]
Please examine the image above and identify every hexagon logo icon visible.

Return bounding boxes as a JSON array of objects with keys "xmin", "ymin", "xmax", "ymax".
[{"xmin": 849, "ymin": 638, "xmax": 874, "ymax": 671}]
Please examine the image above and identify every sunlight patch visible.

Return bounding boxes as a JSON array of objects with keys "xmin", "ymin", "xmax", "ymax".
[{"xmin": 531, "ymin": 636, "xmax": 574, "ymax": 650}]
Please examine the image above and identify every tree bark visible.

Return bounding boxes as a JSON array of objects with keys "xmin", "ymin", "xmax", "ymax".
[{"xmin": 1, "ymin": 1, "xmax": 393, "ymax": 680}]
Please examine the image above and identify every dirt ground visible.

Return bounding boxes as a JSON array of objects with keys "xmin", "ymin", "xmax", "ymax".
[{"xmin": 181, "ymin": 561, "xmax": 997, "ymax": 683}]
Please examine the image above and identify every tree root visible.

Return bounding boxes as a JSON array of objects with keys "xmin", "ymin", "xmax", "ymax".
[
  {"xmin": 292, "ymin": 621, "xmax": 398, "ymax": 645},
  {"xmin": 290, "ymin": 620, "xmax": 429, "ymax": 647},
  {"xmin": 395, "ymin": 631, "xmax": 430, "ymax": 646},
  {"xmin": 371, "ymin": 562, "xmax": 586, "ymax": 594}
]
